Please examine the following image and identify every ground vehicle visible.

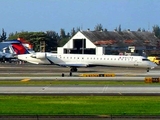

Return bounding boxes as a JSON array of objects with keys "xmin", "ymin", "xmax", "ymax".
[{"xmin": 147, "ymin": 56, "xmax": 160, "ymax": 65}]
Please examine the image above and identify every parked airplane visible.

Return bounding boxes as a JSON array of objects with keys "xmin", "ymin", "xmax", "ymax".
[
  {"xmin": 17, "ymin": 52, "xmax": 157, "ymax": 72},
  {"xmin": 0, "ymin": 40, "xmax": 29, "ymax": 62}
]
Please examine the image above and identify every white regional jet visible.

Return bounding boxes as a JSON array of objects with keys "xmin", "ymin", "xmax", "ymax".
[{"xmin": 18, "ymin": 52, "xmax": 157, "ymax": 72}]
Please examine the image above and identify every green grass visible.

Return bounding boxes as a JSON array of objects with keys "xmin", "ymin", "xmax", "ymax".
[
  {"xmin": 0, "ymin": 77, "xmax": 159, "ymax": 116},
  {"xmin": 0, "ymin": 80, "xmax": 159, "ymax": 86},
  {"xmin": 0, "ymin": 95, "xmax": 160, "ymax": 116}
]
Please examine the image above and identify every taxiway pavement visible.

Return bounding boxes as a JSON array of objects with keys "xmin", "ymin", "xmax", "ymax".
[
  {"xmin": 0, "ymin": 63, "xmax": 160, "ymax": 95},
  {"xmin": 1, "ymin": 86, "xmax": 160, "ymax": 95}
]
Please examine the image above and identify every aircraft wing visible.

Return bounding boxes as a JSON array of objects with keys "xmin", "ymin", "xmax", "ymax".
[{"xmin": 58, "ymin": 62, "xmax": 88, "ymax": 67}]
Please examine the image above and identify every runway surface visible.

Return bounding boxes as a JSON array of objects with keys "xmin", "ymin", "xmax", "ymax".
[
  {"xmin": 0, "ymin": 63, "xmax": 160, "ymax": 96},
  {"xmin": 1, "ymin": 86, "xmax": 160, "ymax": 95},
  {"xmin": 0, "ymin": 76, "xmax": 149, "ymax": 81},
  {"xmin": 0, "ymin": 62, "xmax": 160, "ymax": 73}
]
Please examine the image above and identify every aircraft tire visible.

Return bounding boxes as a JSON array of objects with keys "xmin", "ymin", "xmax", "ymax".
[{"xmin": 70, "ymin": 67, "xmax": 77, "ymax": 72}]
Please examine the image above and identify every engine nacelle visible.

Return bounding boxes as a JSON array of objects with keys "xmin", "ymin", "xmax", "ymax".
[{"xmin": 31, "ymin": 52, "xmax": 46, "ymax": 59}]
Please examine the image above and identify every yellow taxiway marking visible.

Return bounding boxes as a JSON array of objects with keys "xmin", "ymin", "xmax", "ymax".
[{"xmin": 21, "ymin": 78, "xmax": 30, "ymax": 82}]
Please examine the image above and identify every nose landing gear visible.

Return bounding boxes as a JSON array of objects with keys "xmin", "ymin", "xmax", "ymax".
[{"xmin": 70, "ymin": 67, "xmax": 78, "ymax": 72}]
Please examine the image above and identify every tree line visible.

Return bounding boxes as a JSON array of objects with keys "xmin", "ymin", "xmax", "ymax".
[{"xmin": 0, "ymin": 24, "xmax": 160, "ymax": 52}]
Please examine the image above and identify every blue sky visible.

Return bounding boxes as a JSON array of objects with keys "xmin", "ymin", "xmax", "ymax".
[{"xmin": 0, "ymin": 0, "xmax": 160, "ymax": 35}]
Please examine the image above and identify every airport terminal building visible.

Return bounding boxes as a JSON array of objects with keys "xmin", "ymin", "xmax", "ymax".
[{"xmin": 57, "ymin": 30, "xmax": 160, "ymax": 56}]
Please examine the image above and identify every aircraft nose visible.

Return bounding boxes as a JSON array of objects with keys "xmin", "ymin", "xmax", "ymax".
[{"xmin": 150, "ymin": 62, "xmax": 158, "ymax": 69}]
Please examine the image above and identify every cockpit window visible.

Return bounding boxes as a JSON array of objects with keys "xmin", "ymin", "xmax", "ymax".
[
  {"xmin": 142, "ymin": 59, "xmax": 150, "ymax": 61},
  {"xmin": 156, "ymin": 58, "xmax": 160, "ymax": 60}
]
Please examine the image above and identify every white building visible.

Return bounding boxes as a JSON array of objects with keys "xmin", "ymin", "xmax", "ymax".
[
  {"xmin": 58, "ymin": 31, "xmax": 104, "ymax": 55},
  {"xmin": 57, "ymin": 30, "xmax": 160, "ymax": 56}
]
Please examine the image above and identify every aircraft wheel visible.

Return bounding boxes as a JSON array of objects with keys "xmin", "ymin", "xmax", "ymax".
[
  {"xmin": 74, "ymin": 68, "xmax": 77, "ymax": 72},
  {"xmin": 70, "ymin": 68, "xmax": 74, "ymax": 72},
  {"xmin": 70, "ymin": 67, "xmax": 77, "ymax": 72},
  {"xmin": 2, "ymin": 56, "xmax": 5, "ymax": 63}
]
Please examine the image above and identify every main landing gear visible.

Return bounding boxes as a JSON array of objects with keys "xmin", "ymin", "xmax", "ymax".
[
  {"xmin": 70, "ymin": 67, "xmax": 78, "ymax": 72},
  {"xmin": 147, "ymin": 68, "xmax": 150, "ymax": 72}
]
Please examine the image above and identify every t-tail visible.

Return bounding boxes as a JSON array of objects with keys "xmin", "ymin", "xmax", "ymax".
[
  {"xmin": 2, "ymin": 40, "xmax": 30, "ymax": 55},
  {"xmin": 0, "ymin": 40, "xmax": 30, "ymax": 62}
]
